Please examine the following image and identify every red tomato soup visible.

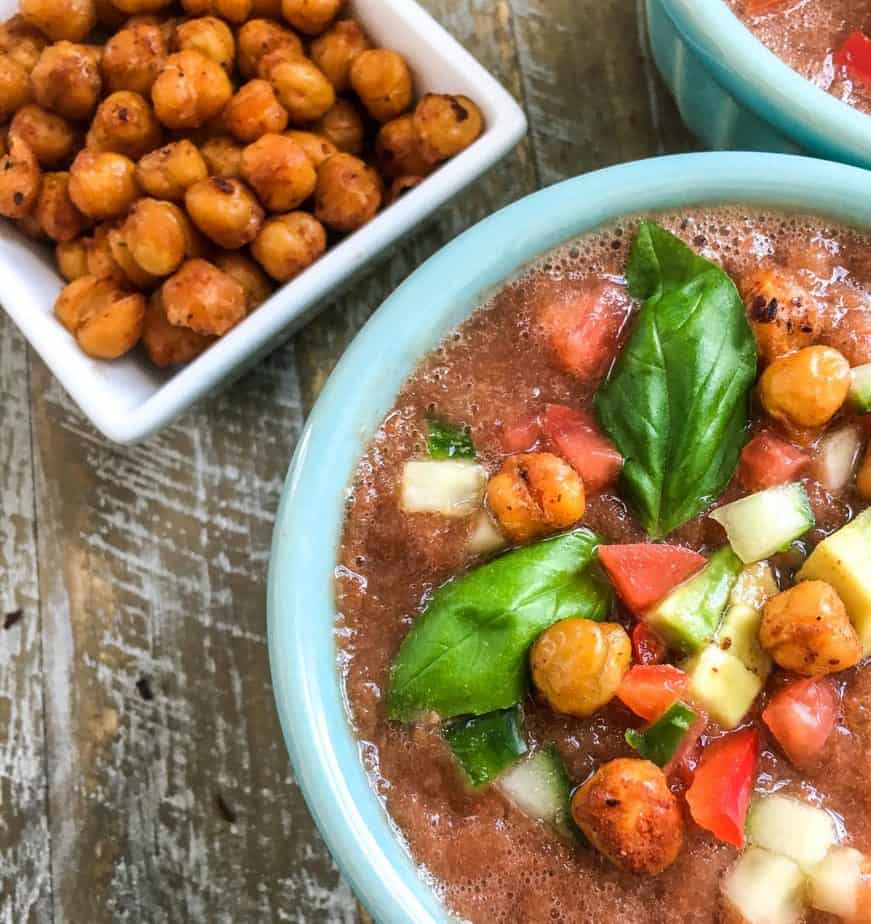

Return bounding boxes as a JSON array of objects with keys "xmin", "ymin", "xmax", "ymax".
[{"xmin": 336, "ymin": 208, "xmax": 871, "ymax": 924}]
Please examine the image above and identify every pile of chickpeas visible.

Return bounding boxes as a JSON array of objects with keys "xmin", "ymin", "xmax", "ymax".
[{"xmin": 0, "ymin": 0, "xmax": 483, "ymax": 366}]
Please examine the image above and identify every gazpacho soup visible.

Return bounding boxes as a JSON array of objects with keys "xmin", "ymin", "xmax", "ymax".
[{"xmin": 336, "ymin": 207, "xmax": 871, "ymax": 924}]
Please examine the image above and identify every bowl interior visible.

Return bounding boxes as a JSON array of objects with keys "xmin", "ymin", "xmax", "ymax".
[{"xmin": 268, "ymin": 152, "xmax": 871, "ymax": 924}]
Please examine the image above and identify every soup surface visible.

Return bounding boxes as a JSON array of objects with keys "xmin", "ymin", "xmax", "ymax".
[{"xmin": 336, "ymin": 207, "xmax": 871, "ymax": 924}]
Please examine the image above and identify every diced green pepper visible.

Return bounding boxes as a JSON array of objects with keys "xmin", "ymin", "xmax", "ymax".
[
  {"xmin": 625, "ymin": 701, "xmax": 697, "ymax": 767},
  {"xmin": 427, "ymin": 417, "xmax": 476, "ymax": 460},
  {"xmin": 444, "ymin": 707, "xmax": 527, "ymax": 787}
]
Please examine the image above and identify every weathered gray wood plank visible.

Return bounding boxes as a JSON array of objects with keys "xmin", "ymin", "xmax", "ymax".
[{"xmin": 0, "ymin": 319, "xmax": 51, "ymax": 924}]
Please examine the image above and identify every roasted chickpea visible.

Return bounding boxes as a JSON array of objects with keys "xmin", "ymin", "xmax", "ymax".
[
  {"xmin": 142, "ymin": 288, "xmax": 213, "ymax": 366},
  {"xmin": 0, "ymin": 16, "xmax": 47, "ymax": 74},
  {"xmin": 312, "ymin": 98, "xmax": 364, "ymax": 153},
  {"xmin": 284, "ymin": 128, "xmax": 335, "ymax": 168},
  {"xmin": 309, "ymin": 19, "xmax": 369, "ymax": 92},
  {"xmin": 224, "ymin": 80, "xmax": 289, "ymax": 144},
  {"xmin": 161, "ymin": 257, "xmax": 246, "ymax": 335},
  {"xmin": 69, "ymin": 149, "xmax": 139, "ymax": 219},
  {"xmin": 54, "ymin": 274, "xmax": 146, "ymax": 359},
  {"xmin": 531, "ymin": 619, "xmax": 631, "ymax": 718},
  {"xmin": 185, "ymin": 175, "xmax": 263, "ymax": 248},
  {"xmin": 87, "ymin": 91, "xmax": 163, "ymax": 160},
  {"xmin": 151, "ymin": 50, "xmax": 232, "ymax": 131},
  {"xmin": 121, "ymin": 197, "xmax": 192, "ymax": 276},
  {"xmin": 34, "ymin": 171, "xmax": 85, "ymax": 241},
  {"xmin": 0, "ymin": 53, "xmax": 32, "ymax": 122},
  {"xmin": 101, "ymin": 22, "xmax": 167, "ymax": 95},
  {"xmin": 375, "ymin": 114, "xmax": 431, "ymax": 179},
  {"xmin": 200, "ymin": 135, "xmax": 242, "ymax": 178},
  {"xmin": 349, "ymin": 49, "xmax": 412, "ymax": 123},
  {"xmin": 15, "ymin": 210, "xmax": 45, "ymax": 239},
  {"xmin": 280, "ymin": 0, "xmax": 342, "ymax": 36},
  {"xmin": 110, "ymin": 0, "xmax": 174, "ymax": 14},
  {"xmin": 9, "ymin": 105, "xmax": 76, "ymax": 167},
  {"xmin": 571, "ymin": 759, "xmax": 684, "ymax": 876},
  {"xmin": 314, "ymin": 150, "xmax": 380, "ymax": 231},
  {"xmin": 240, "ymin": 133, "xmax": 315, "ymax": 212},
  {"xmin": 84, "ymin": 223, "xmax": 127, "ymax": 281},
  {"xmin": 260, "ymin": 51, "xmax": 335, "ymax": 124},
  {"xmin": 761, "ymin": 581, "xmax": 862, "ymax": 676},
  {"xmin": 214, "ymin": 251, "xmax": 272, "ymax": 311},
  {"xmin": 385, "ymin": 174, "xmax": 421, "ymax": 205},
  {"xmin": 486, "ymin": 452, "xmax": 585, "ymax": 544},
  {"xmin": 858, "ymin": 444, "xmax": 871, "ymax": 501},
  {"xmin": 31, "ymin": 42, "xmax": 102, "ymax": 122},
  {"xmin": 136, "ymin": 138, "xmax": 207, "ymax": 200},
  {"xmin": 180, "ymin": 0, "xmax": 252, "ymax": 25},
  {"xmin": 0, "ymin": 135, "xmax": 40, "ymax": 218},
  {"xmin": 250, "ymin": 210, "xmax": 324, "ymax": 281},
  {"xmin": 413, "ymin": 93, "xmax": 483, "ymax": 162},
  {"xmin": 759, "ymin": 345, "xmax": 851, "ymax": 430},
  {"xmin": 175, "ymin": 17, "xmax": 234, "ymax": 73},
  {"xmin": 107, "ymin": 222, "xmax": 159, "ymax": 287},
  {"xmin": 56, "ymin": 236, "xmax": 90, "ymax": 280},
  {"xmin": 19, "ymin": 0, "xmax": 95, "ymax": 43},
  {"xmin": 236, "ymin": 19, "xmax": 302, "ymax": 81}
]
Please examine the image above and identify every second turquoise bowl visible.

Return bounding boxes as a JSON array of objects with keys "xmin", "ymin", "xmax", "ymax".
[{"xmin": 647, "ymin": 0, "xmax": 871, "ymax": 168}]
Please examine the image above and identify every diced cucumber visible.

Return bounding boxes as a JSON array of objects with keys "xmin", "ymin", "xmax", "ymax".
[
  {"xmin": 813, "ymin": 426, "xmax": 862, "ymax": 494},
  {"xmin": 730, "ymin": 562, "xmax": 779, "ymax": 610},
  {"xmin": 497, "ymin": 747, "xmax": 573, "ymax": 839},
  {"xmin": 746, "ymin": 794, "xmax": 837, "ymax": 871},
  {"xmin": 717, "ymin": 603, "xmax": 772, "ymax": 678},
  {"xmin": 721, "ymin": 848, "xmax": 806, "ymax": 924},
  {"xmin": 849, "ymin": 362, "xmax": 871, "ymax": 413},
  {"xmin": 444, "ymin": 707, "xmax": 527, "ymax": 788},
  {"xmin": 709, "ymin": 483, "xmax": 814, "ymax": 564},
  {"xmin": 798, "ymin": 507, "xmax": 871, "ymax": 655},
  {"xmin": 645, "ymin": 546, "xmax": 743, "ymax": 655},
  {"xmin": 401, "ymin": 459, "xmax": 487, "ymax": 517},
  {"xmin": 809, "ymin": 847, "xmax": 864, "ymax": 918},
  {"xmin": 625, "ymin": 701, "xmax": 697, "ymax": 767},
  {"xmin": 466, "ymin": 510, "xmax": 507, "ymax": 557},
  {"xmin": 685, "ymin": 645, "xmax": 765, "ymax": 729},
  {"xmin": 426, "ymin": 417, "xmax": 476, "ymax": 460}
]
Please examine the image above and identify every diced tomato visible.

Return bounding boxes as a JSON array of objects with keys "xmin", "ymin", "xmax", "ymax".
[
  {"xmin": 762, "ymin": 677, "xmax": 840, "ymax": 769},
  {"xmin": 631, "ymin": 623, "xmax": 667, "ymax": 665},
  {"xmin": 617, "ymin": 664, "xmax": 689, "ymax": 722},
  {"xmin": 500, "ymin": 414, "xmax": 541, "ymax": 453},
  {"xmin": 664, "ymin": 713, "xmax": 708, "ymax": 785},
  {"xmin": 597, "ymin": 543, "xmax": 707, "ymax": 615},
  {"xmin": 541, "ymin": 404, "xmax": 623, "ymax": 492},
  {"xmin": 836, "ymin": 31, "xmax": 871, "ymax": 85},
  {"xmin": 686, "ymin": 729, "xmax": 759, "ymax": 848},
  {"xmin": 738, "ymin": 432, "xmax": 809, "ymax": 491},
  {"xmin": 537, "ymin": 280, "xmax": 633, "ymax": 384}
]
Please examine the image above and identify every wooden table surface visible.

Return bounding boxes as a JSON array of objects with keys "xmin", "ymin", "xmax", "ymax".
[{"xmin": 0, "ymin": 2, "xmax": 697, "ymax": 920}]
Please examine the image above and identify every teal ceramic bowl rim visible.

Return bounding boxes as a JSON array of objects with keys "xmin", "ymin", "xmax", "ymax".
[
  {"xmin": 267, "ymin": 153, "xmax": 871, "ymax": 924},
  {"xmin": 658, "ymin": 0, "xmax": 871, "ymax": 165}
]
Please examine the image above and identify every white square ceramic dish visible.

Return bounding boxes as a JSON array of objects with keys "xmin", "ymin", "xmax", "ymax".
[{"xmin": 0, "ymin": 0, "xmax": 527, "ymax": 443}]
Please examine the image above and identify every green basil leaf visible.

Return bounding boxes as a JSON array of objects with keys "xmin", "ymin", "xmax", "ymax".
[
  {"xmin": 427, "ymin": 417, "xmax": 476, "ymax": 460},
  {"xmin": 595, "ymin": 222, "xmax": 757, "ymax": 538},
  {"xmin": 625, "ymin": 700, "xmax": 697, "ymax": 767},
  {"xmin": 387, "ymin": 529, "xmax": 611, "ymax": 721},
  {"xmin": 444, "ymin": 707, "xmax": 527, "ymax": 788}
]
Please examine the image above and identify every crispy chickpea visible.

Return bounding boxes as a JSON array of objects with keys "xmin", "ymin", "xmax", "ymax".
[
  {"xmin": 385, "ymin": 174, "xmax": 421, "ymax": 206},
  {"xmin": 0, "ymin": 53, "xmax": 32, "ymax": 122},
  {"xmin": 309, "ymin": 19, "xmax": 369, "ymax": 92},
  {"xmin": 284, "ymin": 129, "xmax": 336, "ymax": 168},
  {"xmin": 250, "ymin": 210, "xmax": 325, "ymax": 281},
  {"xmin": 224, "ymin": 80, "xmax": 289, "ymax": 144},
  {"xmin": 314, "ymin": 150, "xmax": 380, "ymax": 231},
  {"xmin": 312, "ymin": 98, "xmax": 364, "ymax": 153},
  {"xmin": 162, "ymin": 257, "xmax": 246, "ymax": 335},
  {"xmin": 760, "ymin": 581, "xmax": 862, "ymax": 676},
  {"xmin": 107, "ymin": 223, "xmax": 159, "ymax": 288},
  {"xmin": 240, "ymin": 133, "xmax": 315, "ymax": 211},
  {"xmin": 121, "ymin": 197, "xmax": 191, "ymax": 276},
  {"xmin": 260, "ymin": 51, "xmax": 335, "ymax": 124},
  {"xmin": 531, "ymin": 620, "xmax": 631, "ymax": 718},
  {"xmin": 0, "ymin": 135, "xmax": 40, "ymax": 218},
  {"xmin": 214, "ymin": 251, "xmax": 272, "ymax": 311},
  {"xmin": 200, "ymin": 135, "xmax": 243, "ymax": 179},
  {"xmin": 375, "ymin": 114, "xmax": 431, "ymax": 179},
  {"xmin": 34, "ymin": 171, "xmax": 85, "ymax": 241},
  {"xmin": 858, "ymin": 444, "xmax": 871, "ymax": 501},
  {"xmin": 56, "ymin": 236, "xmax": 90, "ymax": 280},
  {"xmin": 236, "ymin": 19, "xmax": 302, "ymax": 81},
  {"xmin": 571, "ymin": 759, "xmax": 684, "ymax": 876},
  {"xmin": 185, "ymin": 175, "xmax": 263, "ymax": 248},
  {"xmin": 87, "ymin": 91, "xmax": 163, "ymax": 160},
  {"xmin": 413, "ymin": 93, "xmax": 483, "ymax": 162},
  {"xmin": 19, "ymin": 0, "xmax": 96, "ymax": 43},
  {"xmin": 180, "ymin": 0, "xmax": 252, "ymax": 25},
  {"xmin": 102, "ymin": 22, "xmax": 167, "ymax": 95},
  {"xmin": 280, "ymin": 0, "xmax": 342, "ymax": 36},
  {"xmin": 136, "ymin": 138, "xmax": 207, "ymax": 200},
  {"xmin": 15, "ymin": 210, "xmax": 45, "ymax": 239},
  {"xmin": 31, "ymin": 42, "xmax": 102, "ymax": 122},
  {"xmin": 111, "ymin": 0, "xmax": 174, "ymax": 14},
  {"xmin": 9, "ymin": 105, "xmax": 76, "ymax": 167},
  {"xmin": 54, "ymin": 275, "xmax": 146, "ymax": 359},
  {"xmin": 142, "ymin": 288, "xmax": 213, "ymax": 366},
  {"xmin": 69, "ymin": 149, "xmax": 139, "ymax": 219},
  {"xmin": 349, "ymin": 49, "xmax": 412, "ymax": 123},
  {"xmin": 151, "ymin": 50, "xmax": 232, "ymax": 131},
  {"xmin": 0, "ymin": 16, "xmax": 47, "ymax": 74},
  {"xmin": 84, "ymin": 223, "xmax": 127, "ymax": 282},
  {"xmin": 176, "ymin": 17, "xmax": 234, "ymax": 73},
  {"xmin": 486, "ymin": 452, "xmax": 586, "ymax": 544},
  {"xmin": 759, "ymin": 345, "xmax": 851, "ymax": 430}
]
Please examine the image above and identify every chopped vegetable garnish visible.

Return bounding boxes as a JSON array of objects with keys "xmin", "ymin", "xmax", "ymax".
[
  {"xmin": 542, "ymin": 404, "xmax": 623, "ymax": 492},
  {"xmin": 497, "ymin": 747, "xmax": 575, "ymax": 839},
  {"xmin": 426, "ymin": 416, "xmax": 476, "ymax": 459},
  {"xmin": 738, "ymin": 433, "xmax": 808, "ymax": 492},
  {"xmin": 836, "ymin": 31, "xmax": 871, "ymax": 85},
  {"xmin": 631, "ymin": 622, "xmax": 667, "ymax": 665},
  {"xmin": 617, "ymin": 664, "xmax": 688, "ymax": 722},
  {"xmin": 761, "ymin": 677, "xmax": 839, "ymax": 768},
  {"xmin": 444, "ymin": 707, "xmax": 527, "ymax": 788},
  {"xmin": 625, "ymin": 701, "xmax": 697, "ymax": 768}
]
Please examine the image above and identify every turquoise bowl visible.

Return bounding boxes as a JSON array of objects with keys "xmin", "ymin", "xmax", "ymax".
[
  {"xmin": 268, "ymin": 153, "xmax": 871, "ymax": 924},
  {"xmin": 646, "ymin": 0, "xmax": 871, "ymax": 167}
]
